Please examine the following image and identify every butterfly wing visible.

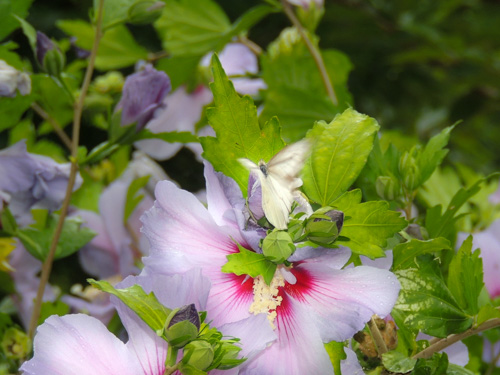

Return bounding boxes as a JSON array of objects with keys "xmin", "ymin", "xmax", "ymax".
[
  {"xmin": 260, "ymin": 172, "xmax": 295, "ymax": 229},
  {"xmin": 266, "ymin": 139, "xmax": 311, "ymax": 187}
]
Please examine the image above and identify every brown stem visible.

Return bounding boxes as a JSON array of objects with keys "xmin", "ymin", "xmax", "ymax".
[
  {"xmin": 30, "ymin": 102, "xmax": 72, "ymax": 150},
  {"xmin": 412, "ymin": 317, "xmax": 500, "ymax": 360},
  {"xmin": 147, "ymin": 50, "xmax": 170, "ymax": 62},
  {"xmin": 368, "ymin": 316, "xmax": 388, "ymax": 356},
  {"xmin": 27, "ymin": 0, "xmax": 106, "ymax": 340},
  {"xmin": 237, "ymin": 35, "xmax": 263, "ymax": 56},
  {"xmin": 280, "ymin": 0, "xmax": 338, "ymax": 106}
]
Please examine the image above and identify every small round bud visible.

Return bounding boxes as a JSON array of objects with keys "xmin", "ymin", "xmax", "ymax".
[
  {"xmin": 1, "ymin": 327, "xmax": 31, "ymax": 360},
  {"xmin": 182, "ymin": 341, "xmax": 214, "ymax": 371},
  {"xmin": 376, "ymin": 175, "xmax": 400, "ymax": 201}
]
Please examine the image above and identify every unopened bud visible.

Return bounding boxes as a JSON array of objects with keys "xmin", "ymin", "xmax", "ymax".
[
  {"xmin": 376, "ymin": 175, "xmax": 400, "ymax": 201},
  {"xmin": 182, "ymin": 340, "xmax": 214, "ymax": 371},
  {"xmin": 36, "ymin": 31, "xmax": 65, "ymax": 76},
  {"xmin": 398, "ymin": 151, "xmax": 420, "ymax": 191},
  {"xmin": 1, "ymin": 327, "xmax": 31, "ymax": 359},
  {"xmin": 164, "ymin": 304, "xmax": 200, "ymax": 348},
  {"xmin": 305, "ymin": 209, "xmax": 343, "ymax": 245}
]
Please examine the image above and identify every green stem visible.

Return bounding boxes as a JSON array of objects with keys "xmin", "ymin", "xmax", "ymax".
[
  {"xmin": 412, "ymin": 315, "xmax": 500, "ymax": 360},
  {"xmin": 166, "ymin": 346, "xmax": 179, "ymax": 367},
  {"xmin": 27, "ymin": 0, "xmax": 106, "ymax": 341},
  {"xmin": 280, "ymin": 0, "xmax": 338, "ymax": 106},
  {"xmin": 30, "ymin": 102, "xmax": 72, "ymax": 150},
  {"xmin": 164, "ymin": 363, "xmax": 180, "ymax": 375}
]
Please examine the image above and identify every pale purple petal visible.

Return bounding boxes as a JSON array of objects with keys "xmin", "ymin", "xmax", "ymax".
[
  {"xmin": 341, "ymin": 348, "xmax": 365, "ymax": 375},
  {"xmin": 141, "ymin": 181, "xmax": 245, "ymax": 275},
  {"xmin": 135, "ymin": 85, "xmax": 212, "ymax": 160},
  {"xmin": 218, "ymin": 314, "xmax": 276, "ymax": 361},
  {"xmin": 242, "ymin": 297, "xmax": 333, "ymax": 375},
  {"xmin": 483, "ymin": 338, "xmax": 500, "ymax": 366},
  {"xmin": 288, "ymin": 260, "xmax": 400, "ymax": 342},
  {"xmin": 287, "ymin": 0, "xmax": 324, "ymax": 8},
  {"xmin": 204, "ymin": 161, "xmax": 243, "ymax": 228},
  {"xmin": 20, "ymin": 314, "xmax": 143, "ymax": 375},
  {"xmin": 0, "ymin": 141, "xmax": 37, "ymax": 192},
  {"xmin": 360, "ymin": 250, "xmax": 393, "ymax": 270},
  {"xmin": 62, "ymin": 294, "xmax": 115, "ymax": 325}
]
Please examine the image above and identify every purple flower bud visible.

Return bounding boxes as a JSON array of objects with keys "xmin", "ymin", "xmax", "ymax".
[
  {"xmin": 115, "ymin": 64, "xmax": 171, "ymax": 130},
  {"xmin": 36, "ymin": 31, "xmax": 55, "ymax": 66},
  {"xmin": 167, "ymin": 303, "xmax": 200, "ymax": 331}
]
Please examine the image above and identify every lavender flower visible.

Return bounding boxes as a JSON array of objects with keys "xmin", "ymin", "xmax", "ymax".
[
  {"xmin": 140, "ymin": 162, "xmax": 401, "ymax": 374},
  {"xmin": 0, "ymin": 140, "xmax": 82, "ymax": 225},
  {"xmin": 115, "ymin": 64, "xmax": 171, "ymax": 130},
  {"xmin": 21, "ymin": 270, "xmax": 274, "ymax": 374}
]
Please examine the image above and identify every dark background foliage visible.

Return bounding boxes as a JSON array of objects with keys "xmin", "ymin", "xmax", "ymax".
[{"xmin": 18, "ymin": 0, "xmax": 500, "ymax": 174}]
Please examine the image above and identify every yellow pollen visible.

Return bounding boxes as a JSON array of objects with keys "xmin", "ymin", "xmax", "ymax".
[{"xmin": 248, "ymin": 269, "xmax": 285, "ymax": 329}]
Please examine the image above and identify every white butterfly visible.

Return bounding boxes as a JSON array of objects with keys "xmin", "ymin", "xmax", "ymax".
[{"xmin": 238, "ymin": 139, "xmax": 311, "ymax": 230}]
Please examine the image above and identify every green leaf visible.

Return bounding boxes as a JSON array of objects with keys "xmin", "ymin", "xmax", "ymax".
[
  {"xmin": 476, "ymin": 304, "xmax": 500, "ymax": 325},
  {"xmin": 395, "ymin": 268, "xmax": 473, "ymax": 338},
  {"xmin": 124, "ymin": 175, "xmax": 150, "ymax": 222},
  {"xmin": 0, "ymin": 207, "xmax": 17, "ymax": 234},
  {"xmin": 446, "ymin": 364, "xmax": 476, "ymax": 375},
  {"xmin": 392, "ymin": 237, "xmax": 452, "ymax": 270},
  {"xmin": 324, "ymin": 341, "xmax": 345, "ymax": 375},
  {"xmin": 14, "ymin": 16, "xmax": 36, "ymax": 54},
  {"xmin": 414, "ymin": 352, "xmax": 448, "ymax": 375},
  {"xmin": 260, "ymin": 29, "xmax": 353, "ymax": 141},
  {"xmin": 133, "ymin": 129, "xmax": 199, "ymax": 144},
  {"xmin": 57, "ymin": 20, "xmax": 148, "ymax": 70},
  {"xmin": 0, "ymin": 0, "xmax": 34, "ymax": 41},
  {"xmin": 447, "ymin": 236, "xmax": 483, "ymax": 315},
  {"xmin": 200, "ymin": 54, "xmax": 285, "ymax": 194},
  {"xmin": 417, "ymin": 125, "xmax": 455, "ymax": 184},
  {"xmin": 38, "ymin": 300, "xmax": 70, "ymax": 325},
  {"xmin": 156, "ymin": 55, "xmax": 201, "ymax": 91},
  {"xmin": 154, "ymin": 0, "xmax": 231, "ymax": 57},
  {"xmin": 221, "ymin": 244, "xmax": 277, "ymax": 285},
  {"xmin": 262, "ymin": 230, "xmax": 295, "ymax": 263},
  {"xmin": 16, "ymin": 213, "xmax": 97, "ymax": 261},
  {"xmin": 89, "ymin": 280, "xmax": 171, "ymax": 337},
  {"xmin": 31, "ymin": 74, "xmax": 73, "ymax": 128},
  {"xmin": 382, "ymin": 351, "xmax": 417, "ymax": 373},
  {"xmin": 95, "ymin": 0, "xmax": 139, "ymax": 29},
  {"xmin": 70, "ymin": 171, "xmax": 103, "ymax": 212},
  {"xmin": 331, "ymin": 191, "xmax": 407, "ymax": 258},
  {"xmin": 425, "ymin": 177, "xmax": 489, "ymax": 239},
  {"xmin": 230, "ymin": 4, "xmax": 278, "ymax": 37},
  {"xmin": 0, "ymin": 94, "xmax": 33, "ymax": 132},
  {"xmin": 302, "ymin": 108, "xmax": 380, "ymax": 206}
]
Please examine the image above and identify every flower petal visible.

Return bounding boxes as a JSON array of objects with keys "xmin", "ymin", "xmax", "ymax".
[
  {"xmin": 285, "ymin": 262, "xmax": 400, "ymax": 342},
  {"xmin": 141, "ymin": 181, "xmax": 243, "ymax": 274},
  {"xmin": 242, "ymin": 297, "xmax": 333, "ymax": 375},
  {"xmin": 20, "ymin": 314, "xmax": 142, "ymax": 375}
]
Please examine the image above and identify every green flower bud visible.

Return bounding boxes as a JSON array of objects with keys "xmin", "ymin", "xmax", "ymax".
[
  {"xmin": 262, "ymin": 230, "xmax": 295, "ymax": 263},
  {"xmin": 398, "ymin": 151, "xmax": 421, "ymax": 191},
  {"xmin": 164, "ymin": 304, "xmax": 200, "ymax": 349},
  {"xmin": 93, "ymin": 71, "xmax": 124, "ymax": 94},
  {"xmin": 36, "ymin": 32, "xmax": 65, "ymax": 77},
  {"xmin": 1, "ymin": 327, "xmax": 31, "ymax": 360},
  {"xmin": 375, "ymin": 175, "xmax": 400, "ymax": 201},
  {"xmin": 305, "ymin": 209, "xmax": 343, "ymax": 245},
  {"xmin": 128, "ymin": 1, "xmax": 165, "ymax": 24},
  {"xmin": 182, "ymin": 340, "xmax": 214, "ymax": 371}
]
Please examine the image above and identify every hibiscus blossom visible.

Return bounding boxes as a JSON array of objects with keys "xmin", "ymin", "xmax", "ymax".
[
  {"xmin": 141, "ymin": 163, "xmax": 401, "ymax": 374},
  {"xmin": 20, "ymin": 269, "xmax": 274, "ymax": 375}
]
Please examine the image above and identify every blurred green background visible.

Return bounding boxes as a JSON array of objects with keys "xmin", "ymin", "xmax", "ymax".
[{"xmin": 16, "ymin": 0, "xmax": 500, "ymax": 173}]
